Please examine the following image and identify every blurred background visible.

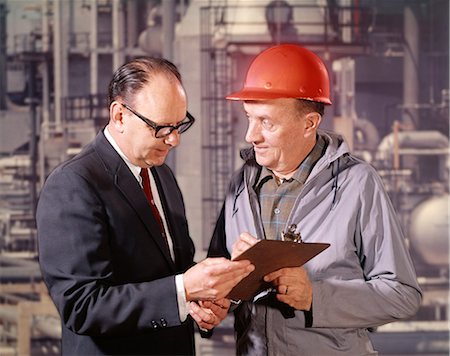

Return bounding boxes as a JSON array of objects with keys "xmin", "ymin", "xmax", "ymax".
[{"xmin": 0, "ymin": 0, "xmax": 448, "ymax": 355}]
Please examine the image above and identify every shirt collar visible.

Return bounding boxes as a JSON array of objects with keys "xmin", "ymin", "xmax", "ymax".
[{"xmin": 104, "ymin": 126, "xmax": 142, "ymax": 182}]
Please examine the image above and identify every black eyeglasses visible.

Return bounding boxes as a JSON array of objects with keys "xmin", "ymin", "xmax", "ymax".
[{"xmin": 121, "ymin": 103, "xmax": 195, "ymax": 138}]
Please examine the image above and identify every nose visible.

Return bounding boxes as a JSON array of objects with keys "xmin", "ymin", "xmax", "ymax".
[
  {"xmin": 245, "ymin": 119, "xmax": 261, "ymax": 144},
  {"xmin": 164, "ymin": 129, "xmax": 180, "ymax": 147}
]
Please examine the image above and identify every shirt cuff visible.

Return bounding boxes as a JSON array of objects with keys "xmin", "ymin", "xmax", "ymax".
[{"xmin": 175, "ymin": 274, "xmax": 189, "ymax": 322}]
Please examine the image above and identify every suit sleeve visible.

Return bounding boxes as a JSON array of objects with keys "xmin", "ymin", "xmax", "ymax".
[{"xmin": 37, "ymin": 167, "xmax": 183, "ymax": 337}]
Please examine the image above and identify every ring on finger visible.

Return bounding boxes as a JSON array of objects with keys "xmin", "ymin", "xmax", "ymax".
[{"xmin": 285, "ymin": 285, "xmax": 289, "ymax": 294}]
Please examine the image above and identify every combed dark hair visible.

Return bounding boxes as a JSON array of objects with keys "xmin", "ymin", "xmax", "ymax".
[
  {"xmin": 296, "ymin": 99, "xmax": 325, "ymax": 116},
  {"xmin": 107, "ymin": 57, "xmax": 182, "ymax": 106}
]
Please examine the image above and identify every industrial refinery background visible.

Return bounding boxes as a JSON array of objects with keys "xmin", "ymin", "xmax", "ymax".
[{"xmin": 0, "ymin": 0, "xmax": 448, "ymax": 355}]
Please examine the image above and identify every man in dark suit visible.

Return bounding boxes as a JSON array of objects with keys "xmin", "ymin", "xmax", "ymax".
[{"xmin": 36, "ymin": 57, "xmax": 253, "ymax": 355}]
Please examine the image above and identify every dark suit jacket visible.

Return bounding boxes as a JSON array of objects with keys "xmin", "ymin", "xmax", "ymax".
[{"xmin": 37, "ymin": 130, "xmax": 196, "ymax": 355}]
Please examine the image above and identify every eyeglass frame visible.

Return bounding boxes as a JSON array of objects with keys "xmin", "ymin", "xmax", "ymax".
[{"xmin": 121, "ymin": 103, "xmax": 195, "ymax": 138}]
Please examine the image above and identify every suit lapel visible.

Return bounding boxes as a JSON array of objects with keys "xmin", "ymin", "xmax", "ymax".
[
  {"xmin": 151, "ymin": 167, "xmax": 194, "ymax": 272},
  {"xmin": 151, "ymin": 168, "xmax": 182, "ymax": 268},
  {"xmin": 94, "ymin": 131, "xmax": 175, "ymax": 271}
]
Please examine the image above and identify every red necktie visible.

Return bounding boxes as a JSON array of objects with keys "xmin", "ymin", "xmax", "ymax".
[{"xmin": 140, "ymin": 168, "xmax": 166, "ymax": 239}]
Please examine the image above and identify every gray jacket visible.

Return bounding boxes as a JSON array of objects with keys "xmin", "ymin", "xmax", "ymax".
[{"xmin": 208, "ymin": 131, "xmax": 422, "ymax": 356}]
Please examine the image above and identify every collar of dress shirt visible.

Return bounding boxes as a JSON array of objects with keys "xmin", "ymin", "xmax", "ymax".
[{"xmin": 104, "ymin": 127, "xmax": 143, "ymax": 182}]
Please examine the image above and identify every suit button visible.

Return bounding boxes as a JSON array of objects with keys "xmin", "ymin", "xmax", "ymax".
[
  {"xmin": 151, "ymin": 320, "xmax": 159, "ymax": 329},
  {"xmin": 160, "ymin": 318, "xmax": 167, "ymax": 327}
]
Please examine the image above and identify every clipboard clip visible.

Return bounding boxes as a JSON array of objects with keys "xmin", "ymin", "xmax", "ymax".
[{"xmin": 281, "ymin": 224, "xmax": 302, "ymax": 243}]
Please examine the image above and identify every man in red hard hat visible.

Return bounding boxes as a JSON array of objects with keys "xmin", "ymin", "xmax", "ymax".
[{"xmin": 208, "ymin": 44, "xmax": 422, "ymax": 355}]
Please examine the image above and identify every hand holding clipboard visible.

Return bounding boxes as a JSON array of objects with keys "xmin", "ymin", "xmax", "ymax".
[{"xmin": 227, "ymin": 239, "xmax": 330, "ymax": 301}]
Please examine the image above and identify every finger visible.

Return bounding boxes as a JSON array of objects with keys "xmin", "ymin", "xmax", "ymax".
[
  {"xmin": 232, "ymin": 239, "xmax": 250, "ymax": 250},
  {"xmin": 207, "ymin": 261, "xmax": 255, "ymax": 278},
  {"xmin": 189, "ymin": 302, "xmax": 215, "ymax": 325},
  {"xmin": 190, "ymin": 311, "xmax": 214, "ymax": 330},
  {"xmin": 189, "ymin": 309, "xmax": 208, "ymax": 328},
  {"xmin": 233, "ymin": 239, "xmax": 252, "ymax": 251},
  {"xmin": 239, "ymin": 232, "xmax": 259, "ymax": 245},
  {"xmin": 276, "ymin": 284, "xmax": 288, "ymax": 295},
  {"xmin": 200, "ymin": 301, "xmax": 229, "ymax": 323},
  {"xmin": 231, "ymin": 241, "xmax": 239, "ymax": 254},
  {"xmin": 208, "ymin": 273, "xmax": 254, "ymax": 299},
  {"xmin": 201, "ymin": 299, "xmax": 229, "ymax": 311},
  {"xmin": 214, "ymin": 298, "xmax": 231, "ymax": 309},
  {"xmin": 276, "ymin": 291, "xmax": 312, "ymax": 311},
  {"xmin": 264, "ymin": 269, "xmax": 284, "ymax": 282},
  {"xmin": 233, "ymin": 239, "xmax": 252, "ymax": 253},
  {"xmin": 232, "ymin": 233, "xmax": 259, "ymax": 258},
  {"xmin": 203, "ymin": 257, "xmax": 251, "ymax": 267},
  {"xmin": 201, "ymin": 262, "xmax": 255, "ymax": 288},
  {"xmin": 275, "ymin": 293, "xmax": 290, "ymax": 305},
  {"xmin": 200, "ymin": 300, "xmax": 222, "ymax": 314},
  {"xmin": 204, "ymin": 298, "xmax": 231, "ymax": 313},
  {"xmin": 231, "ymin": 241, "xmax": 251, "ymax": 260},
  {"xmin": 206, "ymin": 259, "xmax": 254, "ymax": 273},
  {"xmin": 264, "ymin": 266, "xmax": 299, "ymax": 282},
  {"xmin": 184, "ymin": 260, "xmax": 253, "ymax": 301}
]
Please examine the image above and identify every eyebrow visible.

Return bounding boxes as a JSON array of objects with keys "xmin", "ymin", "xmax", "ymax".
[
  {"xmin": 158, "ymin": 116, "xmax": 189, "ymax": 127},
  {"xmin": 125, "ymin": 104, "xmax": 186, "ymax": 126}
]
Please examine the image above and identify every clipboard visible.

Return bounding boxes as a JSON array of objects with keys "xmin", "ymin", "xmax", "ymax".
[{"xmin": 227, "ymin": 240, "xmax": 330, "ymax": 300}]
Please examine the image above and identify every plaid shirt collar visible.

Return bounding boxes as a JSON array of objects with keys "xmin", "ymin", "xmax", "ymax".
[{"xmin": 256, "ymin": 135, "xmax": 327, "ymax": 187}]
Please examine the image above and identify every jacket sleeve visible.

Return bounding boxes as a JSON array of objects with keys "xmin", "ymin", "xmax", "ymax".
[
  {"xmin": 37, "ymin": 167, "xmax": 183, "ymax": 337},
  {"xmin": 311, "ymin": 166, "xmax": 422, "ymax": 328}
]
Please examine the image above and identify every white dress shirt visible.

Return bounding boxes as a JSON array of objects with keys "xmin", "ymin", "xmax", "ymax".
[{"xmin": 104, "ymin": 127, "xmax": 189, "ymax": 321}]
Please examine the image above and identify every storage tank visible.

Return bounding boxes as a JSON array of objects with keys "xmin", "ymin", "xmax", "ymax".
[{"xmin": 409, "ymin": 194, "xmax": 449, "ymax": 267}]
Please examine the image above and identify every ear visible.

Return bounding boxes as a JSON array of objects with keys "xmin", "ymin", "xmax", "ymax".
[
  {"xmin": 109, "ymin": 101, "xmax": 125, "ymax": 133},
  {"xmin": 304, "ymin": 112, "xmax": 321, "ymax": 137}
]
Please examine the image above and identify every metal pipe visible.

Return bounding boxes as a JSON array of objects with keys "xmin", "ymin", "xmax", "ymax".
[
  {"xmin": 162, "ymin": 0, "xmax": 176, "ymax": 170},
  {"xmin": 0, "ymin": 268, "xmax": 42, "ymax": 282},
  {"xmin": 0, "ymin": 256, "xmax": 42, "ymax": 282},
  {"xmin": 126, "ymin": 0, "xmax": 138, "ymax": 48},
  {"xmin": 33, "ymin": 315, "xmax": 61, "ymax": 339},
  {"xmin": 40, "ymin": 0, "xmax": 51, "ymax": 187},
  {"xmin": 0, "ymin": 293, "xmax": 30, "ymax": 303},
  {"xmin": 393, "ymin": 120, "xmax": 400, "ymax": 170},
  {"xmin": 402, "ymin": 5, "xmax": 420, "ymax": 129},
  {"xmin": 0, "ymin": 307, "xmax": 17, "ymax": 323},
  {"xmin": 28, "ymin": 38, "xmax": 38, "ymax": 226},
  {"xmin": 0, "ymin": 309, "xmax": 61, "ymax": 339},
  {"xmin": 0, "ymin": 0, "xmax": 7, "ymax": 109},
  {"xmin": 53, "ymin": 0, "xmax": 65, "ymax": 131},
  {"xmin": 112, "ymin": 0, "xmax": 125, "ymax": 71},
  {"xmin": 162, "ymin": 0, "xmax": 176, "ymax": 61},
  {"xmin": 90, "ymin": 0, "xmax": 98, "ymax": 95},
  {"xmin": 0, "ymin": 255, "xmax": 39, "ymax": 267}
]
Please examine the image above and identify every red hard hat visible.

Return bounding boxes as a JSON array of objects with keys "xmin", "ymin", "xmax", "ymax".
[{"xmin": 227, "ymin": 44, "xmax": 332, "ymax": 104}]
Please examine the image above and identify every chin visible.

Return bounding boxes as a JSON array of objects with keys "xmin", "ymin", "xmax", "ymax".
[
  {"xmin": 144, "ymin": 155, "xmax": 166, "ymax": 167},
  {"xmin": 255, "ymin": 156, "xmax": 272, "ymax": 169},
  {"xmin": 152, "ymin": 158, "xmax": 166, "ymax": 166},
  {"xmin": 157, "ymin": 154, "xmax": 170, "ymax": 165}
]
